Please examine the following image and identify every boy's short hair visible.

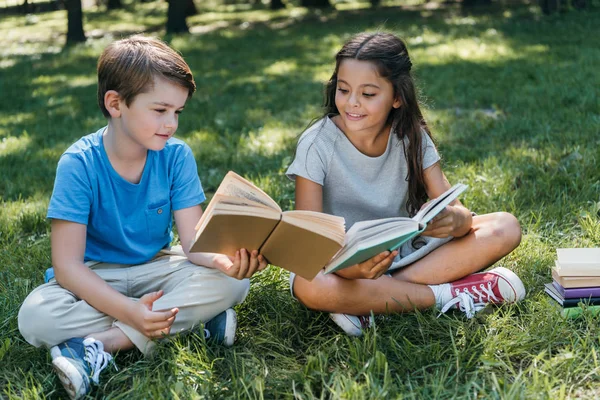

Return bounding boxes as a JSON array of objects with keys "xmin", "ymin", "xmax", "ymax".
[{"xmin": 97, "ymin": 35, "xmax": 196, "ymax": 117}]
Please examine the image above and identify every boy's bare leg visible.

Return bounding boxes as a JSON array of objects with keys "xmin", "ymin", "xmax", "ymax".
[
  {"xmin": 392, "ymin": 212, "xmax": 521, "ymax": 285},
  {"xmin": 86, "ymin": 327, "xmax": 135, "ymax": 353}
]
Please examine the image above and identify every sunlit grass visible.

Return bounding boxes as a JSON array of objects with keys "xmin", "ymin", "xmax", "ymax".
[{"xmin": 1, "ymin": 1, "xmax": 599, "ymax": 399}]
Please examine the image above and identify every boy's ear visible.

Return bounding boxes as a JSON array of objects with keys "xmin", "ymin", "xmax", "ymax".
[{"xmin": 104, "ymin": 90, "xmax": 123, "ymax": 118}]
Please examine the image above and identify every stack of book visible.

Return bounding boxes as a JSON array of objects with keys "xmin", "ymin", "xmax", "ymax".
[{"xmin": 545, "ymin": 248, "xmax": 600, "ymax": 317}]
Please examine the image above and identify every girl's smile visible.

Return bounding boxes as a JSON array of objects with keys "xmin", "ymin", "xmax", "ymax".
[{"xmin": 334, "ymin": 59, "xmax": 401, "ymax": 155}]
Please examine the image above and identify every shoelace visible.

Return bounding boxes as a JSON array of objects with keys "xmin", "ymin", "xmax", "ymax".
[
  {"xmin": 358, "ymin": 316, "xmax": 372, "ymax": 330},
  {"xmin": 437, "ymin": 282, "xmax": 498, "ymax": 319},
  {"xmin": 84, "ymin": 340, "xmax": 114, "ymax": 384}
]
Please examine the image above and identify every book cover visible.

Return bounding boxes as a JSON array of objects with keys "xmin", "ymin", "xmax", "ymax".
[
  {"xmin": 551, "ymin": 268, "xmax": 600, "ymax": 288},
  {"xmin": 544, "ymin": 283, "xmax": 600, "ymax": 308},
  {"xmin": 551, "ymin": 280, "xmax": 600, "ymax": 299},
  {"xmin": 561, "ymin": 305, "xmax": 600, "ymax": 318},
  {"xmin": 323, "ymin": 183, "xmax": 468, "ymax": 274}
]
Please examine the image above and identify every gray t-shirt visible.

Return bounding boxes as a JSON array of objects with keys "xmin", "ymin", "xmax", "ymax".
[{"xmin": 286, "ymin": 117, "xmax": 440, "ymax": 230}]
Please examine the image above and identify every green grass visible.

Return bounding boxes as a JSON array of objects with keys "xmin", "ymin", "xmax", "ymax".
[{"xmin": 1, "ymin": 1, "xmax": 600, "ymax": 398}]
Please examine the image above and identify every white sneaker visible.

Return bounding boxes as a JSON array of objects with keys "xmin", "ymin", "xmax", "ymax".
[{"xmin": 330, "ymin": 313, "xmax": 374, "ymax": 337}]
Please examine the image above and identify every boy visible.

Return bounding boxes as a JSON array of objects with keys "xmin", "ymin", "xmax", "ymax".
[{"xmin": 18, "ymin": 35, "xmax": 267, "ymax": 400}]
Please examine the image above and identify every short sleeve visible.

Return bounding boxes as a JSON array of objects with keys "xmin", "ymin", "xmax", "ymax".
[
  {"xmin": 170, "ymin": 144, "xmax": 206, "ymax": 210},
  {"xmin": 47, "ymin": 154, "xmax": 92, "ymax": 224},
  {"xmin": 285, "ymin": 126, "xmax": 333, "ymax": 186},
  {"xmin": 421, "ymin": 131, "xmax": 440, "ymax": 169}
]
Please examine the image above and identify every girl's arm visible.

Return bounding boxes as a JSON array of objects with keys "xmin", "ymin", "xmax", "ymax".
[
  {"xmin": 421, "ymin": 162, "xmax": 473, "ymax": 238},
  {"xmin": 175, "ymin": 205, "xmax": 267, "ymax": 279},
  {"xmin": 295, "ymin": 176, "xmax": 396, "ymax": 280},
  {"xmin": 51, "ymin": 220, "xmax": 178, "ymax": 338}
]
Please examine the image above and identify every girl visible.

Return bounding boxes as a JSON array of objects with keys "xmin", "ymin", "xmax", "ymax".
[{"xmin": 286, "ymin": 32, "xmax": 525, "ymax": 336}]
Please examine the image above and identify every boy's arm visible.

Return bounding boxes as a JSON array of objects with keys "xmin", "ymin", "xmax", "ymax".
[
  {"xmin": 421, "ymin": 162, "xmax": 472, "ymax": 238},
  {"xmin": 174, "ymin": 205, "xmax": 267, "ymax": 279},
  {"xmin": 51, "ymin": 219, "xmax": 178, "ymax": 338},
  {"xmin": 295, "ymin": 176, "xmax": 395, "ymax": 280}
]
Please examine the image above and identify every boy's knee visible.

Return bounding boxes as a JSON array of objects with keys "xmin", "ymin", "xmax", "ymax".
[{"xmin": 18, "ymin": 295, "xmax": 52, "ymax": 347}]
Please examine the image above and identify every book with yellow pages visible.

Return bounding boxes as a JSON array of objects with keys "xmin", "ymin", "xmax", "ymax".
[{"xmin": 189, "ymin": 171, "xmax": 345, "ymax": 280}]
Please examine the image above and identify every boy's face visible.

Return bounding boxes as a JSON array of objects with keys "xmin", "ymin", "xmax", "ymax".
[{"xmin": 118, "ymin": 77, "xmax": 188, "ymax": 152}]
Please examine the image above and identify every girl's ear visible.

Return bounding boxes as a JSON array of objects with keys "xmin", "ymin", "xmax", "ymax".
[
  {"xmin": 393, "ymin": 97, "xmax": 402, "ymax": 109},
  {"xmin": 104, "ymin": 90, "xmax": 122, "ymax": 118}
]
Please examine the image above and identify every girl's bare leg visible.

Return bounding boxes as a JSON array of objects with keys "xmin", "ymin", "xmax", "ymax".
[
  {"xmin": 293, "ymin": 272, "xmax": 435, "ymax": 315},
  {"xmin": 393, "ymin": 212, "xmax": 521, "ymax": 285},
  {"xmin": 292, "ymin": 212, "xmax": 521, "ymax": 316}
]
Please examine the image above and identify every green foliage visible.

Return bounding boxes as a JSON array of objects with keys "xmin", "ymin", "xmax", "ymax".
[{"xmin": 1, "ymin": 2, "xmax": 599, "ymax": 399}]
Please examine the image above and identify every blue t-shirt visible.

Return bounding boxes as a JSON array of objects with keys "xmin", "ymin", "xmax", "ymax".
[{"xmin": 47, "ymin": 127, "xmax": 206, "ymax": 265}]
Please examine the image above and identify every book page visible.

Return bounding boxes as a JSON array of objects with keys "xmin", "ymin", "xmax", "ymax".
[
  {"xmin": 215, "ymin": 171, "xmax": 281, "ymax": 211},
  {"xmin": 557, "ymin": 248, "xmax": 600, "ymax": 267},
  {"xmin": 282, "ymin": 211, "xmax": 345, "ymax": 245},
  {"xmin": 412, "ymin": 183, "xmax": 468, "ymax": 225}
]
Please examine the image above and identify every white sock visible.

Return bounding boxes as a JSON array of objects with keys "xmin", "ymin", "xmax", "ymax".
[{"xmin": 428, "ymin": 283, "xmax": 453, "ymax": 308}]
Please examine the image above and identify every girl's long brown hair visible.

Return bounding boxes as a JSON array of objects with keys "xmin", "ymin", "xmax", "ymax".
[{"xmin": 323, "ymin": 32, "xmax": 434, "ymax": 216}]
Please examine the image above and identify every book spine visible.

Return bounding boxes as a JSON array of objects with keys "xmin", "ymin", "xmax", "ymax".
[
  {"xmin": 562, "ymin": 287, "xmax": 600, "ymax": 299},
  {"xmin": 562, "ymin": 297, "xmax": 600, "ymax": 307},
  {"xmin": 552, "ymin": 280, "xmax": 566, "ymax": 297}
]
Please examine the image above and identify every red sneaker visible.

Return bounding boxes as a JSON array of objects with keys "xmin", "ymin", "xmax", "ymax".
[{"xmin": 439, "ymin": 267, "xmax": 526, "ymax": 318}]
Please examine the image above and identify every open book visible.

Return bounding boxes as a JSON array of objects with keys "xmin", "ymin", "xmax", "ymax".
[
  {"xmin": 189, "ymin": 171, "xmax": 345, "ymax": 280},
  {"xmin": 323, "ymin": 183, "xmax": 468, "ymax": 274}
]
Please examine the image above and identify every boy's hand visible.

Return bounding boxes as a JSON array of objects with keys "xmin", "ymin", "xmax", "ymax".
[
  {"xmin": 128, "ymin": 290, "xmax": 179, "ymax": 338},
  {"xmin": 421, "ymin": 205, "xmax": 470, "ymax": 238},
  {"xmin": 211, "ymin": 249, "xmax": 268, "ymax": 280},
  {"xmin": 335, "ymin": 250, "xmax": 398, "ymax": 280}
]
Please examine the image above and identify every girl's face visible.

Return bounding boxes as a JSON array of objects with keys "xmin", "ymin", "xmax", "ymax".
[{"xmin": 334, "ymin": 59, "xmax": 400, "ymax": 138}]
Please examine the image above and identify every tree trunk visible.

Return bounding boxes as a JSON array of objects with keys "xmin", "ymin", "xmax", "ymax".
[
  {"xmin": 185, "ymin": 0, "xmax": 197, "ymax": 17},
  {"xmin": 166, "ymin": 0, "xmax": 189, "ymax": 34},
  {"xmin": 462, "ymin": 0, "xmax": 491, "ymax": 6},
  {"xmin": 370, "ymin": 0, "xmax": 380, "ymax": 7},
  {"xmin": 65, "ymin": 0, "xmax": 86, "ymax": 44},
  {"xmin": 539, "ymin": 0, "xmax": 560, "ymax": 13},
  {"xmin": 106, "ymin": 0, "xmax": 122, "ymax": 10},
  {"xmin": 300, "ymin": 0, "xmax": 331, "ymax": 8},
  {"xmin": 271, "ymin": 0, "xmax": 285, "ymax": 9}
]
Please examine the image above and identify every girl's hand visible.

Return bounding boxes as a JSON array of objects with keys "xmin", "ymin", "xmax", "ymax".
[
  {"xmin": 128, "ymin": 290, "xmax": 179, "ymax": 338},
  {"xmin": 211, "ymin": 249, "xmax": 268, "ymax": 280},
  {"xmin": 335, "ymin": 250, "xmax": 398, "ymax": 280},
  {"xmin": 421, "ymin": 205, "xmax": 471, "ymax": 238}
]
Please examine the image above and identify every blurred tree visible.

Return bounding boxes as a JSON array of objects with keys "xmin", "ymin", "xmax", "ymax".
[
  {"xmin": 66, "ymin": 0, "xmax": 86, "ymax": 44},
  {"xmin": 271, "ymin": 0, "xmax": 285, "ymax": 9},
  {"xmin": 301, "ymin": 0, "xmax": 331, "ymax": 7},
  {"xmin": 166, "ymin": 0, "xmax": 189, "ymax": 33},
  {"xmin": 106, "ymin": 0, "xmax": 122, "ymax": 10},
  {"xmin": 539, "ymin": 0, "xmax": 560, "ymax": 13},
  {"xmin": 186, "ymin": 0, "xmax": 197, "ymax": 16},
  {"xmin": 462, "ymin": 0, "xmax": 492, "ymax": 6}
]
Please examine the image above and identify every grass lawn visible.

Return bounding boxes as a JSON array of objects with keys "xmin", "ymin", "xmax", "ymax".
[{"xmin": 1, "ymin": 1, "xmax": 599, "ymax": 398}]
